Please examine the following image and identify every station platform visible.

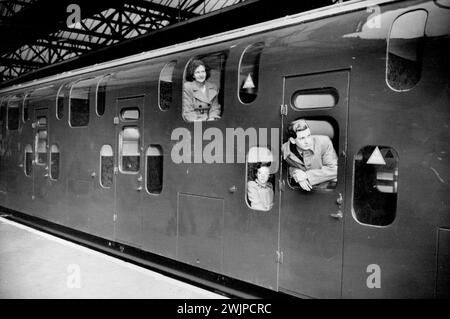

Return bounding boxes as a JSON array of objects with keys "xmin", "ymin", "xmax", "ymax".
[{"xmin": 0, "ymin": 217, "xmax": 226, "ymax": 299}]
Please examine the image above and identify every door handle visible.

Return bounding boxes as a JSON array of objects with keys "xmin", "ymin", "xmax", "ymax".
[{"xmin": 330, "ymin": 210, "xmax": 343, "ymax": 219}]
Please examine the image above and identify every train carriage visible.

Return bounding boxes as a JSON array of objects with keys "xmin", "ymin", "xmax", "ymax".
[{"xmin": 0, "ymin": 0, "xmax": 449, "ymax": 298}]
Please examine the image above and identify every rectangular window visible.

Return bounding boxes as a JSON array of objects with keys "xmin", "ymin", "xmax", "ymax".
[
  {"xmin": 70, "ymin": 78, "xmax": 97, "ymax": 127},
  {"xmin": 50, "ymin": 145, "xmax": 60, "ymax": 180},
  {"xmin": 100, "ymin": 144, "xmax": 114, "ymax": 188},
  {"xmin": 7, "ymin": 95, "xmax": 21, "ymax": 130},
  {"xmin": 35, "ymin": 116, "xmax": 47, "ymax": 165},
  {"xmin": 24, "ymin": 144, "xmax": 33, "ymax": 176},
  {"xmin": 119, "ymin": 126, "xmax": 140, "ymax": 173},
  {"xmin": 353, "ymin": 146, "xmax": 398, "ymax": 226},
  {"xmin": 146, "ymin": 145, "xmax": 163, "ymax": 194}
]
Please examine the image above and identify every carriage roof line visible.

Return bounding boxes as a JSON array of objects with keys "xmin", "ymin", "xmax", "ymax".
[{"xmin": 0, "ymin": 0, "xmax": 395, "ymax": 95}]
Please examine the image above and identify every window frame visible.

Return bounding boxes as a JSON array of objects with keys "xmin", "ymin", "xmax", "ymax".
[
  {"xmin": 95, "ymin": 74, "xmax": 111, "ymax": 117},
  {"xmin": 238, "ymin": 42, "xmax": 265, "ymax": 105},
  {"xmin": 118, "ymin": 126, "xmax": 141, "ymax": 174},
  {"xmin": 145, "ymin": 145, "xmax": 164, "ymax": 195},
  {"xmin": 158, "ymin": 61, "xmax": 177, "ymax": 111},
  {"xmin": 49, "ymin": 144, "xmax": 60, "ymax": 181},
  {"xmin": 69, "ymin": 78, "xmax": 96, "ymax": 128},
  {"xmin": 385, "ymin": 9, "xmax": 428, "ymax": 92},
  {"xmin": 99, "ymin": 144, "xmax": 114, "ymax": 188}
]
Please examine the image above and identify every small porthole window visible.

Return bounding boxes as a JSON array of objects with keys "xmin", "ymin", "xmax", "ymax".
[
  {"xmin": 292, "ymin": 88, "xmax": 338, "ymax": 110},
  {"xmin": 120, "ymin": 108, "xmax": 140, "ymax": 121},
  {"xmin": 100, "ymin": 145, "xmax": 114, "ymax": 188},
  {"xmin": 239, "ymin": 42, "xmax": 264, "ymax": 104},
  {"xmin": 50, "ymin": 145, "xmax": 60, "ymax": 180},
  {"xmin": 387, "ymin": 10, "xmax": 428, "ymax": 92},
  {"xmin": 146, "ymin": 145, "xmax": 163, "ymax": 194},
  {"xmin": 96, "ymin": 75, "xmax": 110, "ymax": 116},
  {"xmin": 159, "ymin": 61, "xmax": 176, "ymax": 110},
  {"xmin": 246, "ymin": 147, "xmax": 277, "ymax": 211},
  {"xmin": 24, "ymin": 144, "xmax": 33, "ymax": 176},
  {"xmin": 353, "ymin": 146, "xmax": 398, "ymax": 226}
]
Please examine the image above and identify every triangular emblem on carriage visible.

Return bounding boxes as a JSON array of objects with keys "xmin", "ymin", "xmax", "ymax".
[
  {"xmin": 242, "ymin": 73, "xmax": 255, "ymax": 89},
  {"xmin": 367, "ymin": 146, "xmax": 386, "ymax": 165}
]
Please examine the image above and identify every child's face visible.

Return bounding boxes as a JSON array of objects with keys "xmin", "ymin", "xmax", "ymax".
[{"xmin": 256, "ymin": 166, "xmax": 270, "ymax": 184}]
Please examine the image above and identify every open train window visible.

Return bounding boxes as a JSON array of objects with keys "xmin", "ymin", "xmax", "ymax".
[
  {"xmin": 239, "ymin": 42, "xmax": 264, "ymax": 104},
  {"xmin": 50, "ymin": 144, "xmax": 60, "ymax": 180},
  {"xmin": 24, "ymin": 144, "xmax": 33, "ymax": 176},
  {"xmin": 285, "ymin": 119, "xmax": 338, "ymax": 190},
  {"xmin": 100, "ymin": 144, "xmax": 114, "ymax": 188},
  {"xmin": 386, "ymin": 10, "xmax": 427, "ymax": 92},
  {"xmin": 7, "ymin": 95, "xmax": 21, "ymax": 130},
  {"xmin": 353, "ymin": 146, "xmax": 398, "ymax": 226},
  {"xmin": 70, "ymin": 78, "xmax": 96, "ymax": 127},
  {"xmin": 146, "ymin": 145, "xmax": 163, "ymax": 195},
  {"xmin": 246, "ymin": 147, "xmax": 277, "ymax": 212},
  {"xmin": 120, "ymin": 108, "xmax": 140, "ymax": 121},
  {"xmin": 23, "ymin": 93, "xmax": 31, "ymax": 122},
  {"xmin": 291, "ymin": 88, "xmax": 338, "ymax": 110},
  {"xmin": 96, "ymin": 75, "xmax": 110, "ymax": 116},
  {"xmin": 159, "ymin": 61, "xmax": 176, "ymax": 111},
  {"xmin": 119, "ymin": 126, "xmax": 140, "ymax": 173},
  {"xmin": 182, "ymin": 51, "xmax": 228, "ymax": 122}
]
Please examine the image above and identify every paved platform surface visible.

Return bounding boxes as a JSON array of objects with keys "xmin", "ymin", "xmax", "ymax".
[{"xmin": 0, "ymin": 217, "xmax": 226, "ymax": 299}]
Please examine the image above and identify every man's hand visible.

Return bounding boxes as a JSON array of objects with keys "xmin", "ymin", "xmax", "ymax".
[{"xmin": 292, "ymin": 169, "xmax": 312, "ymax": 191}]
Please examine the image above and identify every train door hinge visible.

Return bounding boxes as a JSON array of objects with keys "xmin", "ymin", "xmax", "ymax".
[
  {"xmin": 113, "ymin": 213, "xmax": 117, "ymax": 222},
  {"xmin": 276, "ymin": 250, "xmax": 284, "ymax": 264},
  {"xmin": 113, "ymin": 116, "xmax": 119, "ymax": 125},
  {"xmin": 280, "ymin": 104, "xmax": 288, "ymax": 116}
]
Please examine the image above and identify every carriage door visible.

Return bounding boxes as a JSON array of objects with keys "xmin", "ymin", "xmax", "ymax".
[
  {"xmin": 279, "ymin": 71, "xmax": 349, "ymax": 298},
  {"xmin": 114, "ymin": 96, "xmax": 144, "ymax": 245},
  {"xmin": 33, "ymin": 108, "xmax": 49, "ymax": 200}
]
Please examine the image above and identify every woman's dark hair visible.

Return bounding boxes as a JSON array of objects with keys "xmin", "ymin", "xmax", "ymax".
[
  {"xmin": 252, "ymin": 162, "xmax": 271, "ymax": 180},
  {"xmin": 185, "ymin": 59, "xmax": 211, "ymax": 82}
]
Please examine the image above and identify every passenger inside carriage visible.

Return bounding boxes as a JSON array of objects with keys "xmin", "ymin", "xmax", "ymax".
[
  {"xmin": 183, "ymin": 59, "xmax": 221, "ymax": 122},
  {"xmin": 247, "ymin": 162, "xmax": 274, "ymax": 211},
  {"xmin": 282, "ymin": 119, "xmax": 338, "ymax": 191}
]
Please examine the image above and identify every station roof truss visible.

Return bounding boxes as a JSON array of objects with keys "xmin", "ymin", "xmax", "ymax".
[{"xmin": 0, "ymin": 0, "xmax": 346, "ymax": 84}]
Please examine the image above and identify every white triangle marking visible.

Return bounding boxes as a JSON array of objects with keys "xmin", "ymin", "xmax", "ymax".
[{"xmin": 367, "ymin": 146, "xmax": 386, "ymax": 165}]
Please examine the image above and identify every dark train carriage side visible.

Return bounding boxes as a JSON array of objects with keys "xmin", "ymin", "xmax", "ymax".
[{"xmin": 0, "ymin": 0, "xmax": 449, "ymax": 298}]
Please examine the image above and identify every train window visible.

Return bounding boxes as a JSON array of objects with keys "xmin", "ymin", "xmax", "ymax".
[
  {"xmin": 292, "ymin": 88, "xmax": 338, "ymax": 110},
  {"xmin": 70, "ymin": 78, "xmax": 96, "ymax": 127},
  {"xmin": 23, "ymin": 93, "xmax": 31, "ymax": 122},
  {"xmin": 0, "ymin": 98, "xmax": 6, "ymax": 136},
  {"xmin": 119, "ymin": 126, "xmax": 140, "ymax": 173},
  {"xmin": 353, "ymin": 146, "xmax": 398, "ymax": 226},
  {"xmin": 120, "ymin": 108, "xmax": 140, "ymax": 121},
  {"xmin": 24, "ymin": 144, "xmax": 33, "ymax": 176},
  {"xmin": 96, "ymin": 75, "xmax": 110, "ymax": 116},
  {"xmin": 239, "ymin": 42, "xmax": 264, "ymax": 104},
  {"xmin": 246, "ymin": 147, "xmax": 277, "ymax": 211},
  {"xmin": 285, "ymin": 119, "xmax": 338, "ymax": 190},
  {"xmin": 100, "ymin": 145, "xmax": 114, "ymax": 188},
  {"xmin": 183, "ymin": 51, "xmax": 228, "ymax": 122},
  {"xmin": 56, "ymin": 83, "xmax": 69, "ymax": 120},
  {"xmin": 159, "ymin": 61, "xmax": 176, "ymax": 111},
  {"xmin": 146, "ymin": 145, "xmax": 163, "ymax": 195},
  {"xmin": 387, "ymin": 10, "xmax": 427, "ymax": 92},
  {"xmin": 7, "ymin": 95, "xmax": 21, "ymax": 130},
  {"xmin": 50, "ymin": 144, "xmax": 60, "ymax": 180},
  {"xmin": 35, "ymin": 117, "xmax": 47, "ymax": 165}
]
